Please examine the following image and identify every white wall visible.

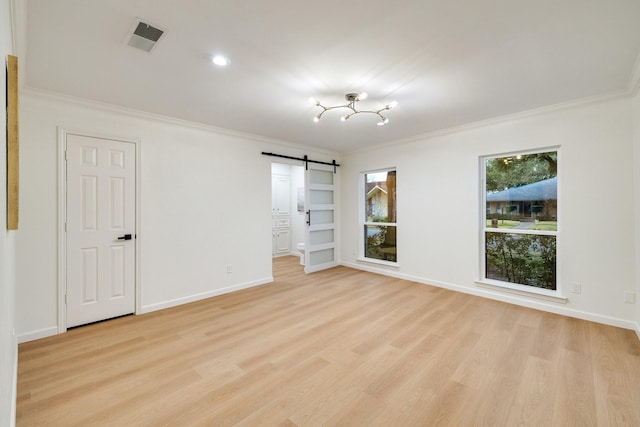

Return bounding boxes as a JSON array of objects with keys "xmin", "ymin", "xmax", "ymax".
[
  {"xmin": 633, "ymin": 88, "xmax": 640, "ymax": 336},
  {"xmin": 16, "ymin": 91, "xmax": 337, "ymax": 341},
  {"xmin": 0, "ymin": 0, "xmax": 17, "ymax": 425},
  {"xmin": 341, "ymin": 96, "xmax": 638, "ymax": 328}
]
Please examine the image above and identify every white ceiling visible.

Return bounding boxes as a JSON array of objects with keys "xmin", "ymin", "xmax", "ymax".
[{"xmin": 22, "ymin": 0, "xmax": 640, "ymax": 153}]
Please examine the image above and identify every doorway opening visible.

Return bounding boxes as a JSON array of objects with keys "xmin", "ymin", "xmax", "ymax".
[{"xmin": 271, "ymin": 162, "xmax": 305, "ymax": 272}]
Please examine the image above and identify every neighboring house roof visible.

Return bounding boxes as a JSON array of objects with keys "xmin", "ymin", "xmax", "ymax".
[
  {"xmin": 366, "ymin": 184, "xmax": 387, "ymax": 199},
  {"xmin": 486, "ymin": 177, "xmax": 557, "ymax": 202}
]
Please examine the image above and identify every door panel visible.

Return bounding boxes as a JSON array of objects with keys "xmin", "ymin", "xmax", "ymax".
[
  {"xmin": 309, "ymin": 229, "xmax": 334, "ymax": 245},
  {"xmin": 66, "ymin": 134, "xmax": 136, "ymax": 327},
  {"xmin": 304, "ymin": 163, "xmax": 337, "ymax": 273},
  {"xmin": 273, "ymin": 175, "xmax": 290, "ymax": 216},
  {"xmin": 309, "ymin": 189, "xmax": 333, "ymax": 204},
  {"xmin": 308, "ymin": 248, "xmax": 334, "ymax": 266},
  {"xmin": 275, "ymin": 228, "xmax": 291, "ymax": 254},
  {"xmin": 81, "ymin": 248, "xmax": 98, "ymax": 303},
  {"xmin": 110, "ymin": 246, "xmax": 126, "ymax": 297},
  {"xmin": 309, "ymin": 210, "xmax": 334, "ymax": 225}
]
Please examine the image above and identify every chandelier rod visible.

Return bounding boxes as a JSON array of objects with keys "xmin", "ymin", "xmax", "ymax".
[{"xmin": 310, "ymin": 92, "xmax": 396, "ymax": 126}]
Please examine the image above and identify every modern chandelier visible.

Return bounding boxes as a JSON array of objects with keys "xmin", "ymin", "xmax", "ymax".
[{"xmin": 309, "ymin": 92, "xmax": 397, "ymax": 126}]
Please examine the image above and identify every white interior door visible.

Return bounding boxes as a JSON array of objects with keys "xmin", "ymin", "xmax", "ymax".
[
  {"xmin": 66, "ymin": 134, "xmax": 136, "ymax": 327},
  {"xmin": 304, "ymin": 163, "xmax": 337, "ymax": 273}
]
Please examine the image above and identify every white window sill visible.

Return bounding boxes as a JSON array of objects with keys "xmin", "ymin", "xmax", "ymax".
[
  {"xmin": 475, "ymin": 279, "xmax": 568, "ymax": 304},
  {"xmin": 357, "ymin": 257, "xmax": 400, "ymax": 269}
]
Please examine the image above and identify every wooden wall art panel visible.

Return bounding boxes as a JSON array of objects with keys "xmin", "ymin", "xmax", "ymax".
[{"xmin": 7, "ymin": 54, "xmax": 19, "ymax": 230}]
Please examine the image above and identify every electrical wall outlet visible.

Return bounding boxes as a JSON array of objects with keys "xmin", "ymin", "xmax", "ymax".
[
  {"xmin": 571, "ymin": 282, "xmax": 581, "ymax": 294},
  {"xmin": 226, "ymin": 264, "xmax": 232, "ymax": 274},
  {"xmin": 624, "ymin": 292, "xmax": 636, "ymax": 304}
]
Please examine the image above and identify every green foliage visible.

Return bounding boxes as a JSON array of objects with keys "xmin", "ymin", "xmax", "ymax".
[
  {"xmin": 366, "ymin": 231, "xmax": 385, "ymax": 260},
  {"xmin": 532, "ymin": 221, "xmax": 557, "ymax": 231},
  {"xmin": 366, "ymin": 227, "xmax": 397, "ymax": 262},
  {"xmin": 485, "ymin": 232, "xmax": 556, "ymax": 290},
  {"xmin": 486, "ymin": 152, "xmax": 557, "ymax": 192}
]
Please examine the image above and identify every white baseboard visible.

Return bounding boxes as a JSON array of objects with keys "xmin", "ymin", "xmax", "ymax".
[
  {"xmin": 272, "ymin": 252, "xmax": 301, "ymax": 259},
  {"xmin": 635, "ymin": 322, "xmax": 640, "ymax": 342},
  {"xmin": 17, "ymin": 326, "xmax": 58, "ymax": 344},
  {"xmin": 140, "ymin": 277, "xmax": 274, "ymax": 314},
  {"xmin": 340, "ymin": 261, "xmax": 638, "ymax": 332}
]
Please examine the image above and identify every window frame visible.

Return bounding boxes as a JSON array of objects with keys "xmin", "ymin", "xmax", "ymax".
[
  {"xmin": 359, "ymin": 167, "xmax": 398, "ymax": 267},
  {"xmin": 478, "ymin": 147, "xmax": 565, "ymax": 301}
]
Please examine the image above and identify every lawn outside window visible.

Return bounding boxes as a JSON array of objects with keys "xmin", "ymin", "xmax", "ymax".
[{"xmin": 480, "ymin": 149, "xmax": 559, "ymax": 294}]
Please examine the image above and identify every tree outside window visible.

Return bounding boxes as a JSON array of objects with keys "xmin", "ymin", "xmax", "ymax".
[{"xmin": 363, "ymin": 169, "xmax": 397, "ymax": 262}]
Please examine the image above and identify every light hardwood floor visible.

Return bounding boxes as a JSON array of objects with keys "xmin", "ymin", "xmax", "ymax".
[{"xmin": 17, "ymin": 256, "xmax": 640, "ymax": 426}]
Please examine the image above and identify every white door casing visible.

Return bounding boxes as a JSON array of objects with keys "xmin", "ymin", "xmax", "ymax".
[
  {"xmin": 304, "ymin": 163, "xmax": 337, "ymax": 273},
  {"xmin": 65, "ymin": 134, "xmax": 136, "ymax": 327}
]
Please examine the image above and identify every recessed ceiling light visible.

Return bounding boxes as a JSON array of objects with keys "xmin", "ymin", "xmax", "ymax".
[{"xmin": 212, "ymin": 55, "xmax": 230, "ymax": 66}]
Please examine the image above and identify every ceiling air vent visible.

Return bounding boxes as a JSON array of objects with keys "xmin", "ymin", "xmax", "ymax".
[{"xmin": 126, "ymin": 19, "xmax": 165, "ymax": 53}]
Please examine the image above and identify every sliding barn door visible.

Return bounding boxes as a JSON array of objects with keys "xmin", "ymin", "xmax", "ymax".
[{"xmin": 304, "ymin": 163, "xmax": 337, "ymax": 273}]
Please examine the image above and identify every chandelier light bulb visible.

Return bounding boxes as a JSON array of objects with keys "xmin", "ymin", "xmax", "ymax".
[
  {"xmin": 313, "ymin": 115, "xmax": 321, "ymax": 123},
  {"xmin": 309, "ymin": 97, "xmax": 320, "ymax": 106},
  {"xmin": 357, "ymin": 92, "xmax": 368, "ymax": 101},
  {"xmin": 341, "ymin": 114, "xmax": 350, "ymax": 121}
]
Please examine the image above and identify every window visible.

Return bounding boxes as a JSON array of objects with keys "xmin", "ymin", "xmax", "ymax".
[
  {"xmin": 362, "ymin": 169, "xmax": 397, "ymax": 263},
  {"xmin": 482, "ymin": 150, "xmax": 558, "ymax": 291}
]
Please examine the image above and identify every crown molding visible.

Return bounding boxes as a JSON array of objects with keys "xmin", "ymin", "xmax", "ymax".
[
  {"xmin": 344, "ymin": 89, "xmax": 630, "ymax": 156},
  {"xmin": 21, "ymin": 86, "xmax": 340, "ymax": 158}
]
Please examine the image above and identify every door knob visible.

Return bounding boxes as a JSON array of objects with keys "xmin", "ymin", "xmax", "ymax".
[{"xmin": 117, "ymin": 234, "xmax": 133, "ymax": 241}]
